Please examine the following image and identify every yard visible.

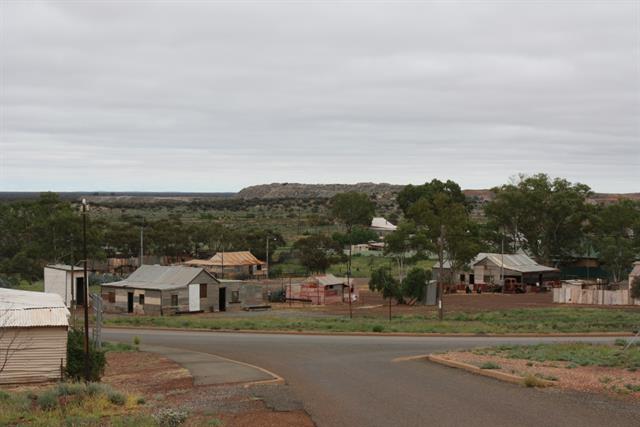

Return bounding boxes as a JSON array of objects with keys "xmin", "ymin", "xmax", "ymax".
[
  {"xmin": 104, "ymin": 295, "xmax": 640, "ymax": 334},
  {"xmin": 433, "ymin": 341, "xmax": 640, "ymax": 399}
]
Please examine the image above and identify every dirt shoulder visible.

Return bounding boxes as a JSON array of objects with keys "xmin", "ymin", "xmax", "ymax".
[
  {"xmin": 104, "ymin": 351, "xmax": 314, "ymax": 427},
  {"xmin": 429, "ymin": 343, "xmax": 640, "ymax": 400}
]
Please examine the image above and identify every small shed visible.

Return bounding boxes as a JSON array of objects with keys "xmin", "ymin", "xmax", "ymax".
[
  {"xmin": 44, "ymin": 264, "xmax": 88, "ymax": 307},
  {"xmin": 0, "ymin": 288, "xmax": 70, "ymax": 385},
  {"xmin": 370, "ymin": 217, "xmax": 397, "ymax": 234},
  {"xmin": 286, "ymin": 274, "xmax": 357, "ymax": 305},
  {"xmin": 185, "ymin": 251, "xmax": 267, "ymax": 279},
  {"xmin": 101, "ymin": 265, "xmax": 222, "ymax": 315}
]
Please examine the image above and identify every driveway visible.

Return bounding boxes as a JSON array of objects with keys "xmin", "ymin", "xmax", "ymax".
[{"xmin": 103, "ymin": 329, "xmax": 640, "ymax": 427}]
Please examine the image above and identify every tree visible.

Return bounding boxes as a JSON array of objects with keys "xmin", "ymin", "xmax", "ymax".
[
  {"xmin": 330, "ymin": 192, "xmax": 375, "ymax": 317},
  {"xmin": 398, "ymin": 179, "xmax": 475, "ymax": 319},
  {"xmin": 383, "ymin": 221, "xmax": 415, "ymax": 283},
  {"xmin": 369, "ymin": 266, "xmax": 399, "ymax": 321},
  {"xmin": 590, "ymin": 200, "xmax": 640, "ymax": 282},
  {"xmin": 484, "ymin": 174, "xmax": 592, "ymax": 265},
  {"xmin": 401, "ymin": 267, "xmax": 432, "ymax": 305},
  {"xmin": 332, "ymin": 226, "xmax": 378, "ymax": 246},
  {"xmin": 293, "ymin": 234, "xmax": 344, "ymax": 273}
]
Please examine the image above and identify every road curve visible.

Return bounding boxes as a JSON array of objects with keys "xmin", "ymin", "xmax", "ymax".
[{"xmin": 103, "ymin": 329, "xmax": 639, "ymax": 427}]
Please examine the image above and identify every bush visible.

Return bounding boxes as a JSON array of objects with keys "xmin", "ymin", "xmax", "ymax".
[
  {"xmin": 523, "ymin": 374, "xmax": 548, "ymax": 388},
  {"xmin": 37, "ymin": 390, "xmax": 59, "ymax": 411},
  {"xmin": 108, "ymin": 391, "xmax": 126, "ymax": 406},
  {"xmin": 372, "ymin": 325, "xmax": 384, "ymax": 333},
  {"xmin": 66, "ymin": 328, "xmax": 106, "ymax": 381},
  {"xmin": 480, "ymin": 361, "xmax": 501, "ymax": 370},
  {"xmin": 152, "ymin": 408, "xmax": 188, "ymax": 427}
]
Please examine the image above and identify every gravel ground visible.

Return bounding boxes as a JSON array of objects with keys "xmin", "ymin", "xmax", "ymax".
[
  {"xmin": 440, "ymin": 350, "xmax": 640, "ymax": 399},
  {"xmin": 103, "ymin": 351, "xmax": 315, "ymax": 426}
]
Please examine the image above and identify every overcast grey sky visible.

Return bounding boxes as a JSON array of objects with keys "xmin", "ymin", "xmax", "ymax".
[{"xmin": 1, "ymin": 1, "xmax": 638, "ymax": 193}]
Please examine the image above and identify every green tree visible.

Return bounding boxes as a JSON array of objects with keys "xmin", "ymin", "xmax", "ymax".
[
  {"xmin": 485, "ymin": 174, "xmax": 592, "ymax": 264},
  {"xmin": 398, "ymin": 179, "xmax": 475, "ymax": 319},
  {"xmin": 293, "ymin": 234, "xmax": 344, "ymax": 273},
  {"xmin": 369, "ymin": 266, "xmax": 399, "ymax": 320},
  {"xmin": 330, "ymin": 192, "xmax": 375, "ymax": 317},
  {"xmin": 383, "ymin": 221, "xmax": 415, "ymax": 282},
  {"xmin": 590, "ymin": 200, "xmax": 640, "ymax": 282},
  {"xmin": 332, "ymin": 226, "xmax": 378, "ymax": 246},
  {"xmin": 401, "ymin": 267, "xmax": 432, "ymax": 304}
]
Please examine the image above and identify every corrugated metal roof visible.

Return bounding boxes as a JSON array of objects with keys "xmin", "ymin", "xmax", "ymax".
[
  {"xmin": 307, "ymin": 274, "xmax": 352, "ymax": 287},
  {"xmin": 103, "ymin": 265, "xmax": 216, "ymax": 290},
  {"xmin": 0, "ymin": 289, "xmax": 69, "ymax": 328},
  {"xmin": 205, "ymin": 251, "xmax": 265, "ymax": 267},
  {"xmin": 477, "ymin": 253, "xmax": 558, "ymax": 273},
  {"xmin": 371, "ymin": 217, "xmax": 397, "ymax": 231},
  {"xmin": 45, "ymin": 264, "xmax": 79, "ymax": 272}
]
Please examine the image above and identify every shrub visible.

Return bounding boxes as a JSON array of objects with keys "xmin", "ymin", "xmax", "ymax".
[
  {"xmin": 372, "ymin": 325, "xmax": 384, "ymax": 333},
  {"xmin": 523, "ymin": 374, "xmax": 548, "ymax": 388},
  {"xmin": 37, "ymin": 390, "xmax": 59, "ymax": 411},
  {"xmin": 66, "ymin": 328, "xmax": 106, "ymax": 381},
  {"xmin": 0, "ymin": 390, "xmax": 10, "ymax": 401},
  {"xmin": 107, "ymin": 391, "xmax": 126, "ymax": 406},
  {"xmin": 480, "ymin": 362, "xmax": 501, "ymax": 370},
  {"xmin": 152, "ymin": 408, "xmax": 189, "ymax": 427},
  {"xmin": 133, "ymin": 336, "xmax": 141, "ymax": 347}
]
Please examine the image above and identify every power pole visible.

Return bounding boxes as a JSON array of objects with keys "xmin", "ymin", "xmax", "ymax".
[
  {"xmin": 347, "ymin": 228, "xmax": 353, "ymax": 319},
  {"xmin": 139, "ymin": 218, "xmax": 144, "ymax": 267},
  {"xmin": 266, "ymin": 236, "xmax": 270, "ymax": 280},
  {"xmin": 82, "ymin": 199, "xmax": 90, "ymax": 382},
  {"xmin": 437, "ymin": 224, "xmax": 445, "ymax": 321}
]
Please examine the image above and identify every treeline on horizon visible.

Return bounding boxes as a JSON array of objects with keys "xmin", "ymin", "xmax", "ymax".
[{"xmin": 0, "ymin": 173, "xmax": 638, "ymax": 286}]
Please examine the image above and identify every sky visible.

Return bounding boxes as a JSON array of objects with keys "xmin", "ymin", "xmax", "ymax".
[{"xmin": 1, "ymin": 1, "xmax": 639, "ymax": 193}]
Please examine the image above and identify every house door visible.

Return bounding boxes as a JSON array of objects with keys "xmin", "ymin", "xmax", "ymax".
[
  {"xmin": 76, "ymin": 278, "xmax": 85, "ymax": 306},
  {"xmin": 218, "ymin": 287, "xmax": 226, "ymax": 312},
  {"xmin": 188, "ymin": 284, "xmax": 200, "ymax": 312},
  {"xmin": 127, "ymin": 292, "xmax": 134, "ymax": 313},
  {"xmin": 469, "ymin": 274, "xmax": 475, "ymax": 285}
]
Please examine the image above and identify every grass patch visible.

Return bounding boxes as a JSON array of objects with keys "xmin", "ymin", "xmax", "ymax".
[
  {"xmin": 523, "ymin": 374, "xmax": 548, "ymax": 388},
  {"xmin": 0, "ymin": 382, "xmax": 148, "ymax": 426},
  {"xmin": 480, "ymin": 343, "xmax": 640, "ymax": 370},
  {"xmin": 105, "ymin": 307, "xmax": 639, "ymax": 335},
  {"xmin": 479, "ymin": 361, "xmax": 501, "ymax": 369}
]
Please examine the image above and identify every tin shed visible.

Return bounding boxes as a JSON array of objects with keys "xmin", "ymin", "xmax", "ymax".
[{"xmin": 0, "ymin": 288, "xmax": 70, "ymax": 384}]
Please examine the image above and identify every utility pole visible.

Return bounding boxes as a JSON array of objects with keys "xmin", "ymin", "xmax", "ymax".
[
  {"xmin": 437, "ymin": 225, "xmax": 445, "ymax": 321},
  {"xmin": 82, "ymin": 199, "xmax": 90, "ymax": 382},
  {"xmin": 347, "ymin": 227, "xmax": 353, "ymax": 319},
  {"xmin": 266, "ymin": 236, "xmax": 270, "ymax": 280},
  {"xmin": 139, "ymin": 217, "xmax": 144, "ymax": 267},
  {"xmin": 500, "ymin": 228, "xmax": 505, "ymax": 289}
]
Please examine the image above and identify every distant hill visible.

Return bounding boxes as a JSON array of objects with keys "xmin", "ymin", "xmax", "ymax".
[{"xmin": 235, "ymin": 183, "xmax": 404, "ymax": 200}]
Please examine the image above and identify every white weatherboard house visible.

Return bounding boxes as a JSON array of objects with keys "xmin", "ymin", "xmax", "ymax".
[
  {"xmin": 0, "ymin": 288, "xmax": 70, "ymax": 384},
  {"xmin": 44, "ymin": 264, "xmax": 88, "ymax": 307}
]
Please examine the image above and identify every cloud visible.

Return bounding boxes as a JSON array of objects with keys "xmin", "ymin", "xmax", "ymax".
[{"xmin": 1, "ymin": 0, "xmax": 638, "ymax": 192}]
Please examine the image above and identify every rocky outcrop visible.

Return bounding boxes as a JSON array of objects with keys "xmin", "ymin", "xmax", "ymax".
[{"xmin": 235, "ymin": 183, "xmax": 404, "ymax": 200}]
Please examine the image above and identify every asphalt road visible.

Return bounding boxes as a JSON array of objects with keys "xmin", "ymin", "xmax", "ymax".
[{"xmin": 103, "ymin": 329, "xmax": 640, "ymax": 427}]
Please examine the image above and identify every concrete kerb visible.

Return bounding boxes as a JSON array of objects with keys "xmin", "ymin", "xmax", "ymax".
[
  {"xmin": 104, "ymin": 325, "xmax": 635, "ymax": 338},
  {"xmin": 394, "ymin": 353, "xmax": 555, "ymax": 387}
]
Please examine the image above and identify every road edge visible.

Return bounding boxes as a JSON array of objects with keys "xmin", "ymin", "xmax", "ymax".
[
  {"xmin": 395, "ymin": 353, "xmax": 555, "ymax": 387},
  {"xmin": 104, "ymin": 325, "xmax": 634, "ymax": 338}
]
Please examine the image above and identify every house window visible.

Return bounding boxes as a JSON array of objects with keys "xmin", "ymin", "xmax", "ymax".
[
  {"xmin": 256, "ymin": 264, "xmax": 262, "ymax": 271},
  {"xmin": 108, "ymin": 292, "xmax": 115, "ymax": 303},
  {"xmin": 200, "ymin": 284, "xmax": 207, "ymax": 298},
  {"xmin": 171, "ymin": 294, "xmax": 178, "ymax": 306},
  {"xmin": 460, "ymin": 274, "xmax": 466, "ymax": 283},
  {"xmin": 139, "ymin": 294, "xmax": 144, "ymax": 305},
  {"xmin": 231, "ymin": 290, "xmax": 240, "ymax": 303}
]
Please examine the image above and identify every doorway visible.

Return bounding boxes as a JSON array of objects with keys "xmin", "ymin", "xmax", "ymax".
[
  {"xmin": 127, "ymin": 292, "xmax": 134, "ymax": 313},
  {"xmin": 75, "ymin": 277, "xmax": 85, "ymax": 306},
  {"xmin": 218, "ymin": 287, "xmax": 226, "ymax": 312}
]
